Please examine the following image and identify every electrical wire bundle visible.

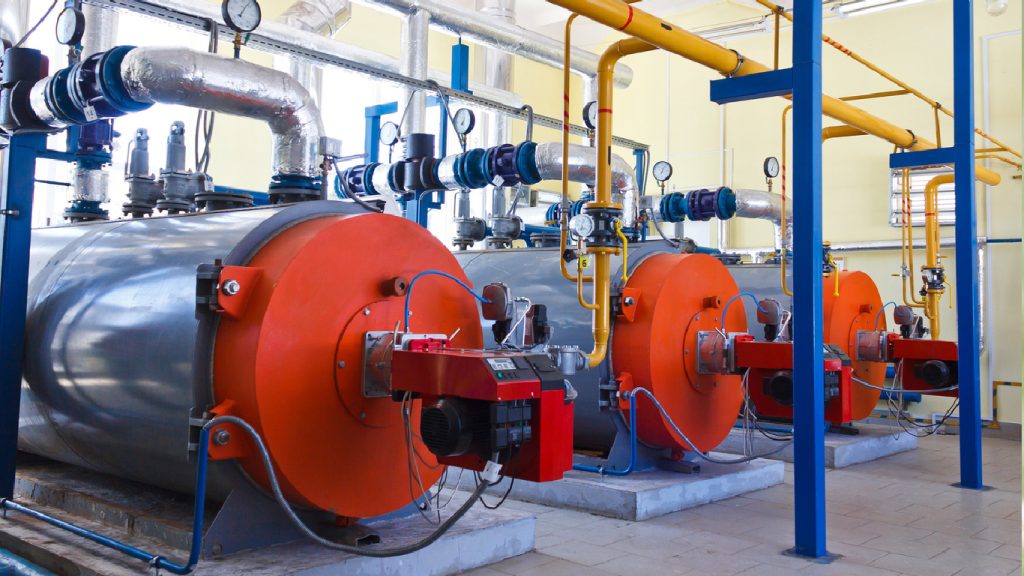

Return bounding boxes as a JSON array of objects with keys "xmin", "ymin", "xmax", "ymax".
[{"xmin": 852, "ymin": 360, "xmax": 960, "ymax": 438}]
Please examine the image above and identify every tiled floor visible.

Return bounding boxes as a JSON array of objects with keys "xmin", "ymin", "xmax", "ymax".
[{"xmin": 464, "ymin": 433, "xmax": 1021, "ymax": 576}]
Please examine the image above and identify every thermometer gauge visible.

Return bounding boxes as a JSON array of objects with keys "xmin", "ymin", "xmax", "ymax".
[
  {"xmin": 582, "ymin": 101, "xmax": 598, "ymax": 130},
  {"xmin": 55, "ymin": 7, "xmax": 86, "ymax": 46},
  {"xmin": 763, "ymin": 156, "xmax": 780, "ymax": 179},
  {"xmin": 569, "ymin": 214, "xmax": 595, "ymax": 239}
]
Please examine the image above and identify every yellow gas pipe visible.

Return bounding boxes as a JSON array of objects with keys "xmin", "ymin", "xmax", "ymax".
[
  {"xmin": 584, "ymin": 37, "xmax": 656, "ymax": 369},
  {"xmin": 559, "ymin": 13, "xmax": 592, "ymax": 284},
  {"xmin": 922, "ymin": 174, "xmax": 954, "ymax": 339},
  {"xmin": 545, "ymin": 0, "xmax": 1001, "ymax": 187},
  {"xmin": 754, "ymin": 0, "xmax": 1022, "ymax": 161}
]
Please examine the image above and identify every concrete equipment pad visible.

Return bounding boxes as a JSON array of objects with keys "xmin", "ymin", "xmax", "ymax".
[
  {"xmin": 461, "ymin": 454, "xmax": 784, "ymax": 521},
  {"xmin": 1, "ymin": 457, "xmax": 534, "ymax": 576},
  {"xmin": 718, "ymin": 423, "xmax": 918, "ymax": 468}
]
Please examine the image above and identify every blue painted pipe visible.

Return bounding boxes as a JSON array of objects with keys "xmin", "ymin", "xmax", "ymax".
[
  {"xmin": 573, "ymin": 391, "xmax": 637, "ymax": 476},
  {"xmin": 881, "ymin": 390, "xmax": 922, "ymax": 404},
  {"xmin": 1, "ymin": 427, "xmax": 212, "ymax": 574}
]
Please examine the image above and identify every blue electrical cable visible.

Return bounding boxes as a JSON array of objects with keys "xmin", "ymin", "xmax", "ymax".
[
  {"xmin": 721, "ymin": 291, "xmax": 767, "ymax": 329},
  {"xmin": 404, "ymin": 270, "xmax": 490, "ymax": 331},
  {"xmin": 875, "ymin": 301, "xmax": 896, "ymax": 330}
]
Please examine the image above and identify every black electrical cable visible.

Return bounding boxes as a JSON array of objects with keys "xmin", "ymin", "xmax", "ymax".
[
  {"xmin": 12, "ymin": 0, "xmax": 59, "ymax": 49},
  {"xmin": 477, "ymin": 477, "xmax": 515, "ymax": 510},
  {"xmin": 209, "ymin": 415, "xmax": 488, "ymax": 558},
  {"xmin": 195, "ymin": 18, "xmax": 218, "ymax": 173},
  {"xmin": 332, "ymin": 158, "xmax": 383, "ymax": 213}
]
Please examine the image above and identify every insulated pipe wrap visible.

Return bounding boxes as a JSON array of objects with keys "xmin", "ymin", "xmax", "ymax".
[
  {"xmin": 275, "ymin": 0, "xmax": 352, "ymax": 107},
  {"xmin": 119, "ymin": 47, "xmax": 324, "ymax": 178},
  {"xmin": 733, "ymin": 188, "xmax": 791, "ymax": 251},
  {"xmin": 533, "ymin": 142, "xmax": 637, "ymax": 223}
]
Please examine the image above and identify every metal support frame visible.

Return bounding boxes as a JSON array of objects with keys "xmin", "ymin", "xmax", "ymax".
[
  {"xmin": 883, "ymin": 0, "xmax": 983, "ymax": 491},
  {"xmin": 709, "ymin": 0, "xmax": 827, "ymax": 558},
  {"xmin": 952, "ymin": 0, "xmax": 982, "ymax": 490},
  {"xmin": 0, "ymin": 134, "xmax": 46, "ymax": 498},
  {"xmin": 790, "ymin": 0, "xmax": 827, "ymax": 559}
]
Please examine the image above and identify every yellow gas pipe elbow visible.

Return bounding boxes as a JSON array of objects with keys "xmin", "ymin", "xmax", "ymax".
[{"xmin": 586, "ymin": 37, "xmax": 656, "ymax": 369}]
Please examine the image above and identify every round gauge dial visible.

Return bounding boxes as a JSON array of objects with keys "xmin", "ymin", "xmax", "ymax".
[
  {"xmin": 55, "ymin": 7, "xmax": 86, "ymax": 46},
  {"xmin": 379, "ymin": 121, "xmax": 400, "ymax": 147},
  {"xmin": 582, "ymin": 101, "xmax": 598, "ymax": 130},
  {"xmin": 763, "ymin": 156, "xmax": 780, "ymax": 179},
  {"xmin": 569, "ymin": 214, "xmax": 595, "ymax": 239},
  {"xmin": 453, "ymin": 108, "xmax": 476, "ymax": 136},
  {"xmin": 652, "ymin": 160, "xmax": 673, "ymax": 183},
  {"xmin": 222, "ymin": 0, "xmax": 262, "ymax": 33}
]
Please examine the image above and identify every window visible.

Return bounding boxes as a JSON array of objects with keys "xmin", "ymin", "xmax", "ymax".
[{"xmin": 889, "ymin": 167, "xmax": 956, "ymax": 228}]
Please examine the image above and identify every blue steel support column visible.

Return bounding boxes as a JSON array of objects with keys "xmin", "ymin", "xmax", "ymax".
[
  {"xmin": 952, "ymin": 0, "xmax": 982, "ymax": 489},
  {"xmin": 791, "ymin": 0, "xmax": 827, "ymax": 558},
  {"xmin": 0, "ymin": 133, "xmax": 45, "ymax": 499}
]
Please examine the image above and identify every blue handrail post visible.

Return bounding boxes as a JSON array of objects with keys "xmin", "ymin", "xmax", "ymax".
[
  {"xmin": 0, "ymin": 133, "xmax": 45, "ymax": 499},
  {"xmin": 952, "ymin": 0, "xmax": 982, "ymax": 490},
  {"xmin": 791, "ymin": 0, "xmax": 827, "ymax": 559}
]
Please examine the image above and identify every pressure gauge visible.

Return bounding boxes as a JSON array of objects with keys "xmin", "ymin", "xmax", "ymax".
[
  {"xmin": 582, "ymin": 101, "xmax": 598, "ymax": 130},
  {"xmin": 55, "ymin": 7, "xmax": 86, "ymax": 46},
  {"xmin": 379, "ymin": 121, "xmax": 400, "ymax": 147},
  {"xmin": 222, "ymin": 0, "xmax": 262, "ymax": 33},
  {"xmin": 652, "ymin": 160, "xmax": 673, "ymax": 183},
  {"xmin": 453, "ymin": 108, "xmax": 476, "ymax": 136},
  {"xmin": 763, "ymin": 156, "xmax": 780, "ymax": 179},
  {"xmin": 568, "ymin": 214, "xmax": 595, "ymax": 239}
]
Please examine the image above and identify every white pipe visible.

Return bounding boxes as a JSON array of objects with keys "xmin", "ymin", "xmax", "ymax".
[
  {"xmin": 0, "ymin": 0, "xmax": 29, "ymax": 45},
  {"xmin": 274, "ymin": 0, "xmax": 352, "ymax": 108},
  {"xmin": 351, "ymin": 0, "xmax": 633, "ymax": 87},
  {"xmin": 399, "ymin": 9, "xmax": 430, "ymax": 135}
]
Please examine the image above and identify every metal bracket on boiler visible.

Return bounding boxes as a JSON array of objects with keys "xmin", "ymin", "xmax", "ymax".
[{"xmin": 362, "ymin": 330, "xmax": 447, "ymax": 398}]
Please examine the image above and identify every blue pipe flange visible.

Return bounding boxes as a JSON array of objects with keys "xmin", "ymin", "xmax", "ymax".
[
  {"xmin": 684, "ymin": 188, "xmax": 720, "ymax": 221},
  {"xmin": 47, "ymin": 68, "xmax": 87, "ymax": 124},
  {"xmin": 716, "ymin": 186, "xmax": 737, "ymax": 220},
  {"xmin": 458, "ymin": 148, "xmax": 490, "ymax": 189},
  {"xmin": 544, "ymin": 202, "xmax": 559, "ymax": 224},
  {"xmin": 337, "ymin": 163, "xmax": 377, "ymax": 198},
  {"xmin": 387, "ymin": 162, "xmax": 403, "ymax": 192},
  {"xmin": 658, "ymin": 191, "xmax": 687, "ymax": 223},
  {"xmin": 96, "ymin": 46, "xmax": 150, "ymax": 115},
  {"xmin": 487, "ymin": 143, "xmax": 521, "ymax": 187},
  {"xmin": 514, "ymin": 141, "xmax": 541, "ymax": 185}
]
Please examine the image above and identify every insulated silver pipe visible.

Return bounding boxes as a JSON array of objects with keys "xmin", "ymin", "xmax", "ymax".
[
  {"xmin": 81, "ymin": 4, "xmax": 118, "ymax": 58},
  {"xmin": 534, "ymin": 142, "xmax": 636, "ymax": 224},
  {"xmin": 120, "ymin": 47, "xmax": 324, "ymax": 179},
  {"xmin": 733, "ymin": 188, "xmax": 791, "ymax": 252},
  {"xmin": 400, "ymin": 9, "xmax": 430, "ymax": 135},
  {"xmin": 274, "ymin": 0, "xmax": 352, "ymax": 107},
  {"xmin": 353, "ymin": 0, "xmax": 633, "ymax": 87},
  {"xmin": 0, "ymin": 0, "xmax": 29, "ymax": 44}
]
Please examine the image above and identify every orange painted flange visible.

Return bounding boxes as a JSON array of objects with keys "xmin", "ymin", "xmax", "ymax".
[
  {"xmin": 614, "ymin": 253, "xmax": 746, "ymax": 453},
  {"xmin": 212, "ymin": 213, "xmax": 483, "ymax": 519},
  {"xmin": 824, "ymin": 271, "xmax": 886, "ymax": 420}
]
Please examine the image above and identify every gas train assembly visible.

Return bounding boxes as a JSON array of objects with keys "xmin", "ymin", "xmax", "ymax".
[{"xmin": 0, "ymin": 0, "xmax": 1017, "ymax": 574}]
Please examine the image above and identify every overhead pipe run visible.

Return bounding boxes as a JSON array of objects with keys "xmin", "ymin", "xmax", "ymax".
[
  {"xmin": 353, "ymin": 0, "xmax": 633, "ymax": 87},
  {"xmin": 544, "ymin": 0, "xmax": 1000, "ymax": 186},
  {"xmin": 400, "ymin": 9, "xmax": 430, "ymax": 135}
]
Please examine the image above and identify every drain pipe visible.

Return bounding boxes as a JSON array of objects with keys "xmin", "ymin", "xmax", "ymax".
[{"xmin": 274, "ymin": 0, "xmax": 352, "ymax": 108}]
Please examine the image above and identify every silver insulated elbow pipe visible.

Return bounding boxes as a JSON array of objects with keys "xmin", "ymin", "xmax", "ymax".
[
  {"xmin": 732, "ymin": 188, "xmax": 792, "ymax": 251},
  {"xmin": 120, "ymin": 46, "xmax": 324, "ymax": 178}
]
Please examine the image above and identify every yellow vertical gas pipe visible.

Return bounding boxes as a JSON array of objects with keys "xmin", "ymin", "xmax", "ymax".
[
  {"xmin": 587, "ymin": 37, "xmax": 656, "ymax": 368},
  {"xmin": 923, "ymin": 174, "xmax": 954, "ymax": 339}
]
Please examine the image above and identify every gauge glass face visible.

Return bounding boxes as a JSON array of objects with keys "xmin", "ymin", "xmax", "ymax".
[
  {"xmin": 583, "ymin": 101, "xmax": 598, "ymax": 130},
  {"xmin": 223, "ymin": 0, "xmax": 262, "ymax": 32},
  {"xmin": 379, "ymin": 122, "xmax": 400, "ymax": 146},
  {"xmin": 764, "ymin": 156, "xmax": 780, "ymax": 178},
  {"xmin": 652, "ymin": 161, "xmax": 673, "ymax": 183},
  {"xmin": 569, "ymin": 214, "xmax": 595, "ymax": 238},
  {"xmin": 453, "ymin": 108, "xmax": 475, "ymax": 135},
  {"xmin": 55, "ymin": 8, "xmax": 84, "ymax": 46}
]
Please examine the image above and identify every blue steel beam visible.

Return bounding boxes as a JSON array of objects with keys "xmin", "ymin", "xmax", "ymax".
[
  {"xmin": 709, "ymin": 69, "xmax": 794, "ymax": 104},
  {"xmin": 889, "ymin": 147, "xmax": 956, "ymax": 169},
  {"xmin": 952, "ymin": 0, "xmax": 983, "ymax": 490},
  {"xmin": 791, "ymin": 0, "xmax": 827, "ymax": 559},
  {"xmin": 0, "ymin": 133, "xmax": 45, "ymax": 498}
]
